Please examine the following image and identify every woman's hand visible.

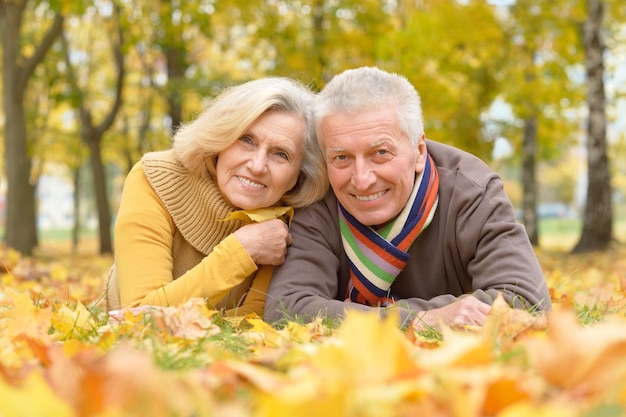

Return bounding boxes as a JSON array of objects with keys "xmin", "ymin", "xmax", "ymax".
[{"xmin": 233, "ymin": 218, "xmax": 292, "ymax": 266}]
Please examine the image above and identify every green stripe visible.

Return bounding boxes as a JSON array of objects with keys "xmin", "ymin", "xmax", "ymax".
[{"xmin": 339, "ymin": 217, "xmax": 396, "ymax": 284}]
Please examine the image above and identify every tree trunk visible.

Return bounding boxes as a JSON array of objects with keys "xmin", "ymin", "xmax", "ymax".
[
  {"xmin": 522, "ymin": 115, "xmax": 539, "ymax": 246},
  {"xmin": 1, "ymin": 2, "xmax": 62, "ymax": 255},
  {"xmin": 85, "ymin": 132, "xmax": 112, "ymax": 254},
  {"xmin": 61, "ymin": 7, "xmax": 124, "ymax": 255},
  {"xmin": 573, "ymin": 0, "xmax": 612, "ymax": 253},
  {"xmin": 71, "ymin": 166, "xmax": 81, "ymax": 254},
  {"xmin": 164, "ymin": 45, "xmax": 185, "ymax": 132},
  {"xmin": 2, "ymin": 5, "xmax": 38, "ymax": 254},
  {"xmin": 312, "ymin": 0, "xmax": 329, "ymax": 87}
]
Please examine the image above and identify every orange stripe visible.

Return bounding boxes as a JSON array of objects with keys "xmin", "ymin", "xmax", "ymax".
[
  {"xmin": 346, "ymin": 220, "xmax": 406, "ymax": 269},
  {"xmin": 397, "ymin": 168, "xmax": 439, "ymax": 251},
  {"xmin": 351, "ymin": 273, "xmax": 377, "ymax": 304}
]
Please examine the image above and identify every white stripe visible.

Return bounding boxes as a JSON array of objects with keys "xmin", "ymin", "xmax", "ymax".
[
  {"xmin": 342, "ymin": 235, "xmax": 393, "ymax": 290},
  {"xmin": 385, "ymin": 170, "xmax": 424, "ymax": 240}
]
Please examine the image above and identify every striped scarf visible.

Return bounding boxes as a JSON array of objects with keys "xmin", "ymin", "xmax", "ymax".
[{"xmin": 341, "ymin": 153, "xmax": 439, "ymax": 306}]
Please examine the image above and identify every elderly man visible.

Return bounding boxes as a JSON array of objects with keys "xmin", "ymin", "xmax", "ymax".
[{"xmin": 264, "ymin": 66, "xmax": 551, "ymax": 329}]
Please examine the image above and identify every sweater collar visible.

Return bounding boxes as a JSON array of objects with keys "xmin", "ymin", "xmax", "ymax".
[{"xmin": 141, "ymin": 150, "xmax": 243, "ymax": 255}]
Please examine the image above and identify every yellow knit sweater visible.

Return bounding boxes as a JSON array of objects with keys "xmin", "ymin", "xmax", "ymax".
[{"xmin": 106, "ymin": 149, "xmax": 272, "ymax": 316}]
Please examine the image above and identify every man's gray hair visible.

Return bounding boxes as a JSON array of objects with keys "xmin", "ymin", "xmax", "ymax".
[{"xmin": 314, "ymin": 66, "xmax": 425, "ymax": 148}]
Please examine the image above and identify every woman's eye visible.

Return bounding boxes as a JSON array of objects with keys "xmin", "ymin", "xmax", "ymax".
[
  {"xmin": 240, "ymin": 136, "xmax": 253, "ymax": 145},
  {"xmin": 276, "ymin": 151, "xmax": 289, "ymax": 160}
]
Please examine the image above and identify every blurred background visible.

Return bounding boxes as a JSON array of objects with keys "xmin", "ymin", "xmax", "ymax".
[{"xmin": 1, "ymin": 0, "xmax": 625, "ymax": 257}]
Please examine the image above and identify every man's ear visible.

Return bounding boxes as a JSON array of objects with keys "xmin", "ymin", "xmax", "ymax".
[{"xmin": 414, "ymin": 134, "xmax": 427, "ymax": 173}]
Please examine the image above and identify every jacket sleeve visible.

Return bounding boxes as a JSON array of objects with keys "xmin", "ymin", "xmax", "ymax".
[
  {"xmin": 264, "ymin": 197, "xmax": 372, "ymax": 323},
  {"xmin": 457, "ymin": 175, "xmax": 552, "ymax": 311},
  {"xmin": 389, "ymin": 173, "xmax": 552, "ymax": 320},
  {"xmin": 265, "ymin": 172, "xmax": 551, "ymax": 325},
  {"xmin": 115, "ymin": 163, "xmax": 258, "ymax": 308},
  {"xmin": 385, "ymin": 173, "xmax": 551, "ymax": 322}
]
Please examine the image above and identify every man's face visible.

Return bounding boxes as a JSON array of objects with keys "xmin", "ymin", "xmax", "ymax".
[{"xmin": 322, "ymin": 106, "xmax": 427, "ymax": 227}]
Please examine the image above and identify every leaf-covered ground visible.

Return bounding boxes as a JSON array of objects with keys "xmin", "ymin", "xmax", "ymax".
[{"xmin": 2, "ymin": 244, "xmax": 626, "ymax": 417}]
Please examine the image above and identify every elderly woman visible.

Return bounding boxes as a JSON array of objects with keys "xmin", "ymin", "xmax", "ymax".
[{"xmin": 105, "ymin": 77, "xmax": 327, "ymax": 316}]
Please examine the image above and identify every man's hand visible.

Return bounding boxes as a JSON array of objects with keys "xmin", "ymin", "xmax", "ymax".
[
  {"xmin": 411, "ymin": 296, "xmax": 491, "ymax": 331},
  {"xmin": 233, "ymin": 219, "xmax": 292, "ymax": 266}
]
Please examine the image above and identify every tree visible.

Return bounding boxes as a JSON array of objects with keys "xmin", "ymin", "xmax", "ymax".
[
  {"xmin": 60, "ymin": 2, "xmax": 125, "ymax": 254},
  {"xmin": 126, "ymin": 0, "xmax": 221, "ymax": 134},
  {"xmin": 381, "ymin": 0, "xmax": 507, "ymax": 161},
  {"xmin": 500, "ymin": 0, "xmax": 584, "ymax": 246},
  {"xmin": 573, "ymin": 0, "xmax": 612, "ymax": 252},
  {"xmin": 1, "ymin": 0, "xmax": 63, "ymax": 255}
]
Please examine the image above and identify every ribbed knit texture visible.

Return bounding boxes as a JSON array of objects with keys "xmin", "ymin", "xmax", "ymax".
[
  {"xmin": 142, "ymin": 150, "xmax": 244, "ymax": 255},
  {"xmin": 105, "ymin": 150, "xmax": 249, "ymax": 311}
]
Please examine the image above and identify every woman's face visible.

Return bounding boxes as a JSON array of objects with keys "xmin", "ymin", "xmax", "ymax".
[{"xmin": 216, "ymin": 111, "xmax": 305, "ymax": 210}]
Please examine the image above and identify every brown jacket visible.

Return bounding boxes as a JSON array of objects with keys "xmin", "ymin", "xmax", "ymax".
[{"xmin": 265, "ymin": 140, "xmax": 551, "ymax": 324}]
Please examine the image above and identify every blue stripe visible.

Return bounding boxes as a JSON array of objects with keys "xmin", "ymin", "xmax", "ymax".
[
  {"xmin": 392, "ymin": 156, "xmax": 432, "ymax": 245},
  {"xmin": 339, "ymin": 203, "xmax": 405, "ymax": 258},
  {"xmin": 347, "ymin": 258, "xmax": 390, "ymax": 299}
]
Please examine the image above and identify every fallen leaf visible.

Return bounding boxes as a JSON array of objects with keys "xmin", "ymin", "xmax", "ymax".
[
  {"xmin": 50, "ymin": 301, "xmax": 97, "ymax": 340},
  {"xmin": 522, "ymin": 308, "xmax": 626, "ymax": 393},
  {"xmin": 221, "ymin": 206, "xmax": 294, "ymax": 226},
  {"xmin": 481, "ymin": 293, "xmax": 548, "ymax": 343},
  {"xmin": 151, "ymin": 298, "xmax": 221, "ymax": 339},
  {"xmin": 0, "ymin": 371, "xmax": 73, "ymax": 417}
]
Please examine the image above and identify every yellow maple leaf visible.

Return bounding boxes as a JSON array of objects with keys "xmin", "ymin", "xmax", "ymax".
[
  {"xmin": 0, "ymin": 372, "xmax": 73, "ymax": 417},
  {"xmin": 498, "ymin": 401, "xmax": 577, "ymax": 417},
  {"xmin": 49, "ymin": 263, "xmax": 69, "ymax": 283},
  {"xmin": 0, "ymin": 245, "xmax": 21, "ymax": 273},
  {"xmin": 419, "ymin": 328, "xmax": 492, "ymax": 368},
  {"xmin": 220, "ymin": 206, "xmax": 294, "ymax": 226},
  {"xmin": 243, "ymin": 316, "xmax": 285, "ymax": 347},
  {"xmin": 309, "ymin": 310, "xmax": 420, "ymax": 385},
  {"xmin": 522, "ymin": 308, "xmax": 626, "ymax": 392},
  {"xmin": 51, "ymin": 301, "xmax": 97, "ymax": 340},
  {"xmin": 256, "ymin": 311, "xmax": 431, "ymax": 417},
  {"xmin": 1, "ymin": 286, "xmax": 52, "ymax": 343}
]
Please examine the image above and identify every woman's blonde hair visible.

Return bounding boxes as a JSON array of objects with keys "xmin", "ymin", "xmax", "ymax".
[{"xmin": 173, "ymin": 77, "xmax": 328, "ymax": 208}]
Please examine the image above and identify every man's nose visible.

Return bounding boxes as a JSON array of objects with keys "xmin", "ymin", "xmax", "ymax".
[{"xmin": 351, "ymin": 160, "xmax": 375, "ymax": 190}]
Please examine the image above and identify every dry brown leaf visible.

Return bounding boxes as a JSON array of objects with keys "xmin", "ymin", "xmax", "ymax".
[
  {"xmin": 481, "ymin": 293, "xmax": 548, "ymax": 343},
  {"xmin": 151, "ymin": 298, "xmax": 221, "ymax": 339},
  {"xmin": 522, "ymin": 308, "xmax": 626, "ymax": 393}
]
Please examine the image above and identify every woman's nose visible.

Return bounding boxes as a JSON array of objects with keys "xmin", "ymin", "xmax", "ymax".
[{"xmin": 247, "ymin": 151, "xmax": 268, "ymax": 173}]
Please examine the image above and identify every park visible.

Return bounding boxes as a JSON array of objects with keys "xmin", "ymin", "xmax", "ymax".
[{"xmin": 2, "ymin": 0, "xmax": 626, "ymax": 415}]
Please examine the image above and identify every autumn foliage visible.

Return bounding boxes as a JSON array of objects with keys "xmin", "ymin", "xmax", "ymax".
[{"xmin": 2, "ymin": 244, "xmax": 626, "ymax": 416}]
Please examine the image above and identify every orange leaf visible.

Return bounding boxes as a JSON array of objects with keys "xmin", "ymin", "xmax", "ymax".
[
  {"xmin": 481, "ymin": 376, "xmax": 531, "ymax": 415},
  {"xmin": 481, "ymin": 293, "xmax": 547, "ymax": 343},
  {"xmin": 522, "ymin": 308, "xmax": 626, "ymax": 393},
  {"xmin": 1, "ymin": 286, "xmax": 52, "ymax": 343}
]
